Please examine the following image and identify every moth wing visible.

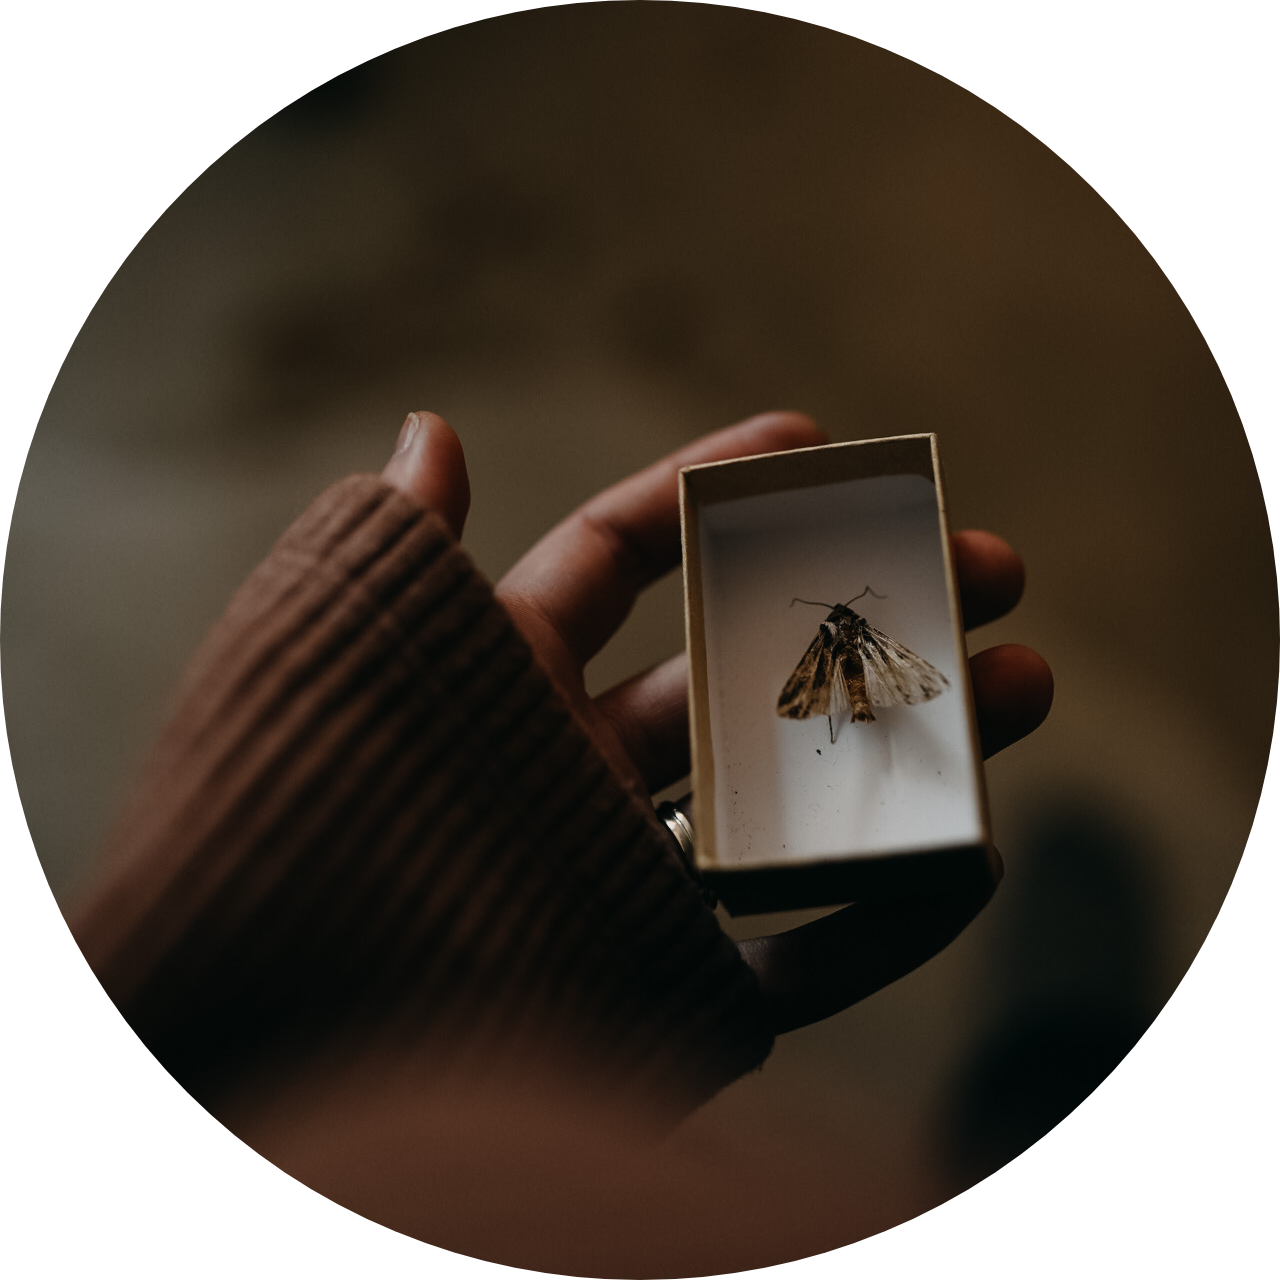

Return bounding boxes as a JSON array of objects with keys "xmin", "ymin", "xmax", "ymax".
[
  {"xmin": 858, "ymin": 624, "xmax": 950, "ymax": 707},
  {"xmin": 776, "ymin": 626, "xmax": 850, "ymax": 720}
]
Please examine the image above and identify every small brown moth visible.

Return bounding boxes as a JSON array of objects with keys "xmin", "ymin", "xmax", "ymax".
[{"xmin": 776, "ymin": 587, "xmax": 950, "ymax": 743}]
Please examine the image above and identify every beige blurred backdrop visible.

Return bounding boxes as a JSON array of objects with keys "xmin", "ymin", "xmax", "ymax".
[{"xmin": 4, "ymin": 0, "xmax": 1275, "ymax": 1251}]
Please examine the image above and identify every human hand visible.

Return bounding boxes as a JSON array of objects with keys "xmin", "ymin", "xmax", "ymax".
[{"xmin": 384, "ymin": 409, "xmax": 1053, "ymax": 1035}]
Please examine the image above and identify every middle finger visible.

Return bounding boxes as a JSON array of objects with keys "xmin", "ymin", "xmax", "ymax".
[{"xmin": 952, "ymin": 530, "xmax": 1025, "ymax": 630}]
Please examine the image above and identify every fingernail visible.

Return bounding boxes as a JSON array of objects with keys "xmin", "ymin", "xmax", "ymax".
[{"xmin": 395, "ymin": 412, "xmax": 422, "ymax": 455}]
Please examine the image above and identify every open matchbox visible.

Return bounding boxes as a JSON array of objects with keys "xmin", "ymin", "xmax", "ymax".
[{"xmin": 679, "ymin": 434, "xmax": 997, "ymax": 915}]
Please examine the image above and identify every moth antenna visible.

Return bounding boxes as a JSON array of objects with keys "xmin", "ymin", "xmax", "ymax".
[
  {"xmin": 827, "ymin": 715, "xmax": 835, "ymax": 744},
  {"xmin": 845, "ymin": 585, "xmax": 886, "ymax": 605},
  {"xmin": 791, "ymin": 597, "xmax": 836, "ymax": 609}
]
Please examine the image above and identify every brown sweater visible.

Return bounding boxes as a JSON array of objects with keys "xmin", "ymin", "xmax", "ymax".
[{"xmin": 72, "ymin": 475, "xmax": 773, "ymax": 1116}]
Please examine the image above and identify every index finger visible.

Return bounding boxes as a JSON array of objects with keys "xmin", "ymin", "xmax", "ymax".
[{"xmin": 496, "ymin": 412, "xmax": 826, "ymax": 666}]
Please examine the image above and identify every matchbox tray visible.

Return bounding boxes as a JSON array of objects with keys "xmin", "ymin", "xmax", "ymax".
[{"xmin": 679, "ymin": 434, "xmax": 995, "ymax": 915}]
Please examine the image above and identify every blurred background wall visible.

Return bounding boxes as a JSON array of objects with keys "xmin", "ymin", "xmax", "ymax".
[{"xmin": 4, "ymin": 0, "xmax": 1274, "ymax": 1251}]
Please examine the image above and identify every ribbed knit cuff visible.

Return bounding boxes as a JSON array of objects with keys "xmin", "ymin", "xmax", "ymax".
[{"xmin": 74, "ymin": 476, "xmax": 773, "ymax": 1110}]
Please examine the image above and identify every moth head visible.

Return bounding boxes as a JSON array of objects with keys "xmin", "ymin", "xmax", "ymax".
[{"xmin": 789, "ymin": 586, "xmax": 885, "ymax": 617}]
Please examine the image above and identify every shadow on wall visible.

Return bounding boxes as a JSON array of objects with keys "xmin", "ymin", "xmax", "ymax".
[{"xmin": 941, "ymin": 795, "xmax": 1161, "ymax": 1187}]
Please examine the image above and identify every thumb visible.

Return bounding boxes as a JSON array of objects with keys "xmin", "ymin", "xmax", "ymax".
[
  {"xmin": 736, "ymin": 856, "xmax": 1000, "ymax": 1035},
  {"xmin": 381, "ymin": 411, "xmax": 471, "ymax": 539}
]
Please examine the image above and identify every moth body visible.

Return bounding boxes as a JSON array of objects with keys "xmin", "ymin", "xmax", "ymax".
[{"xmin": 777, "ymin": 596, "xmax": 948, "ymax": 742}]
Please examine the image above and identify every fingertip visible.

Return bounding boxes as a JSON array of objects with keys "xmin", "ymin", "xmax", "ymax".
[
  {"xmin": 382, "ymin": 411, "xmax": 471, "ymax": 538},
  {"xmin": 673, "ymin": 412, "xmax": 827, "ymax": 474},
  {"xmin": 952, "ymin": 530, "xmax": 1026, "ymax": 628},
  {"xmin": 732, "ymin": 410, "xmax": 828, "ymax": 453},
  {"xmin": 970, "ymin": 643, "xmax": 1054, "ymax": 758}
]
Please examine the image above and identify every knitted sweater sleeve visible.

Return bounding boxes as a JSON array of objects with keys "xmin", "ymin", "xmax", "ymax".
[{"xmin": 70, "ymin": 475, "xmax": 773, "ymax": 1112}]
